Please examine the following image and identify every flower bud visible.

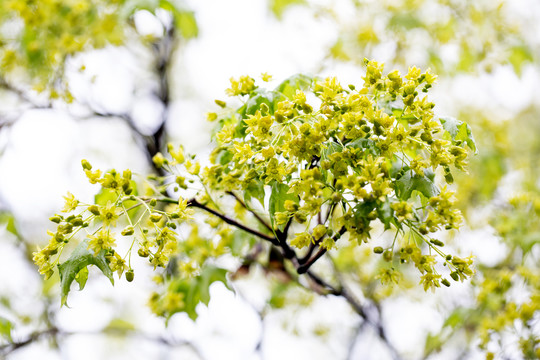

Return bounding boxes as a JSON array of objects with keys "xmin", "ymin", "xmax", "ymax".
[
  {"xmin": 125, "ymin": 270, "xmax": 134, "ymax": 282},
  {"xmin": 284, "ymin": 200, "xmax": 299, "ymax": 212},
  {"xmin": 70, "ymin": 217, "xmax": 84, "ymax": 227},
  {"xmin": 275, "ymin": 212, "xmax": 289, "ymax": 225},
  {"xmin": 152, "ymin": 153, "xmax": 167, "ymax": 168},
  {"xmin": 81, "ymin": 159, "xmax": 92, "ymax": 170},
  {"xmin": 373, "ymin": 246, "xmax": 384, "ymax": 254},
  {"xmin": 294, "ymin": 211, "xmax": 307, "ymax": 223},
  {"xmin": 138, "ymin": 248, "xmax": 149, "ymax": 257},
  {"xmin": 49, "ymin": 215, "xmax": 62, "ymax": 223},
  {"xmin": 88, "ymin": 205, "xmax": 100, "ymax": 216},
  {"xmin": 312, "ymin": 225, "xmax": 327, "ymax": 240},
  {"xmin": 331, "ymin": 192, "xmax": 342, "ymax": 203},
  {"xmin": 429, "ymin": 239, "xmax": 444, "ymax": 247},
  {"xmin": 215, "ymin": 99, "xmax": 226, "ymax": 108},
  {"xmin": 260, "ymin": 103, "xmax": 270, "ymax": 114},
  {"xmin": 121, "ymin": 226, "xmax": 134, "ymax": 236},
  {"xmin": 45, "ymin": 269, "xmax": 54, "ymax": 280},
  {"xmin": 302, "ymin": 103, "xmax": 313, "ymax": 114}
]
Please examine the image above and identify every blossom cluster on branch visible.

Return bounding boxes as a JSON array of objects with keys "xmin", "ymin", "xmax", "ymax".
[{"xmin": 34, "ymin": 60, "xmax": 475, "ymax": 318}]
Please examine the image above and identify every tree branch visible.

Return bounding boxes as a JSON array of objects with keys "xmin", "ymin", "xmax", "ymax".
[
  {"xmin": 187, "ymin": 198, "xmax": 278, "ymax": 245},
  {"xmin": 297, "ymin": 227, "xmax": 346, "ymax": 274},
  {"xmin": 0, "ymin": 326, "xmax": 205, "ymax": 359},
  {"xmin": 0, "ymin": 76, "xmax": 52, "ymax": 109},
  {"xmin": 0, "ymin": 328, "xmax": 58, "ymax": 356}
]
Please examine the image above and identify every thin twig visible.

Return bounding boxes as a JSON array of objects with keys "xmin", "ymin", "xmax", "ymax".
[
  {"xmin": 187, "ymin": 198, "xmax": 278, "ymax": 244},
  {"xmin": 297, "ymin": 226, "xmax": 346, "ymax": 273},
  {"xmin": 228, "ymin": 191, "xmax": 273, "ymax": 232}
]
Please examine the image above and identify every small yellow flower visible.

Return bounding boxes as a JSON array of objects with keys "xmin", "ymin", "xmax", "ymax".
[
  {"xmin": 290, "ymin": 232, "xmax": 312, "ymax": 249},
  {"xmin": 226, "ymin": 75, "xmax": 256, "ymax": 96},
  {"xmin": 167, "ymin": 143, "xmax": 185, "ymax": 164},
  {"xmin": 99, "ymin": 202, "xmax": 120, "ymax": 226},
  {"xmin": 62, "ymin": 192, "xmax": 79, "ymax": 213},
  {"xmin": 261, "ymin": 72, "xmax": 272, "ymax": 82},
  {"xmin": 88, "ymin": 230, "xmax": 116, "ymax": 254}
]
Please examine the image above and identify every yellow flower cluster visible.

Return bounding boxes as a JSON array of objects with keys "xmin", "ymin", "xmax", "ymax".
[
  {"xmin": 206, "ymin": 60, "xmax": 475, "ymax": 288},
  {"xmin": 33, "ymin": 159, "xmax": 194, "ymax": 282}
]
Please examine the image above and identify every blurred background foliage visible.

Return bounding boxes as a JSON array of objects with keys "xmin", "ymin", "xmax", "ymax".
[{"xmin": 0, "ymin": 0, "xmax": 538, "ymax": 359}]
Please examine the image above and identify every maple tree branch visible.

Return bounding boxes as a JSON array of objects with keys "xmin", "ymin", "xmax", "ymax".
[{"xmin": 186, "ymin": 198, "xmax": 278, "ymax": 245}]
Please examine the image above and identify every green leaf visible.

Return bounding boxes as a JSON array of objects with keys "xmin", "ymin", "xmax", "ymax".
[
  {"xmin": 230, "ymin": 231, "xmax": 256, "ymax": 257},
  {"xmin": 377, "ymin": 200, "xmax": 394, "ymax": 230},
  {"xmin": 321, "ymin": 141, "xmax": 343, "ymax": 160},
  {"xmin": 351, "ymin": 201, "xmax": 375, "ymax": 231},
  {"xmin": 388, "ymin": 13, "xmax": 423, "ymax": 30},
  {"xmin": 440, "ymin": 116, "xmax": 477, "ymax": 153},
  {"xmin": 508, "ymin": 45, "xmax": 533, "ymax": 76},
  {"xmin": 94, "ymin": 188, "xmax": 118, "ymax": 206},
  {"xmin": 0, "ymin": 316, "xmax": 13, "ymax": 342},
  {"xmin": 443, "ymin": 308, "xmax": 469, "ymax": 328},
  {"xmin": 0, "ymin": 212, "xmax": 18, "ymax": 238},
  {"xmin": 269, "ymin": 0, "xmax": 306, "ymax": 19},
  {"xmin": 235, "ymin": 90, "xmax": 283, "ymax": 138},
  {"xmin": 346, "ymin": 137, "xmax": 380, "ymax": 157},
  {"xmin": 198, "ymin": 266, "xmax": 229, "ymax": 306},
  {"xmin": 217, "ymin": 149, "xmax": 233, "ymax": 166},
  {"xmin": 75, "ymin": 266, "xmax": 89, "ymax": 290},
  {"xmin": 269, "ymin": 183, "xmax": 298, "ymax": 230},
  {"xmin": 424, "ymin": 333, "xmax": 444, "ymax": 356},
  {"xmin": 104, "ymin": 318, "xmax": 136, "ymax": 334},
  {"xmin": 159, "ymin": 0, "xmax": 198, "ymax": 39},
  {"xmin": 172, "ymin": 10, "xmax": 198, "ymax": 40},
  {"xmin": 168, "ymin": 265, "xmax": 230, "ymax": 321},
  {"xmin": 275, "ymin": 74, "xmax": 313, "ymax": 99},
  {"xmin": 395, "ymin": 170, "xmax": 439, "ymax": 201},
  {"xmin": 268, "ymin": 283, "xmax": 290, "ymax": 308},
  {"xmin": 244, "ymin": 179, "xmax": 266, "ymax": 209},
  {"xmin": 245, "ymin": 90, "xmax": 282, "ymax": 116},
  {"xmin": 58, "ymin": 240, "xmax": 114, "ymax": 306},
  {"xmin": 456, "ymin": 44, "xmax": 476, "ymax": 72},
  {"xmin": 120, "ymin": 0, "xmax": 160, "ymax": 18}
]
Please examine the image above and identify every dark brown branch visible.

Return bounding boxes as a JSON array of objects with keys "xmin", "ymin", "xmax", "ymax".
[
  {"xmin": 298, "ymin": 242, "xmax": 317, "ymax": 264},
  {"xmin": 148, "ymin": 21, "xmax": 176, "ymax": 159},
  {"xmin": 161, "ymin": 193, "xmax": 401, "ymax": 357},
  {"xmin": 297, "ymin": 247, "xmax": 327, "ymax": 274},
  {"xmin": 297, "ymin": 226, "xmax": 346, "ymax": 273},
  {"xmin": 187, "ymin": 199, "xmax": 278, "ymax": 245}
]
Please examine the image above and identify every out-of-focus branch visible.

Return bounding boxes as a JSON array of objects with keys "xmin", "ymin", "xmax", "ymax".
[
  {"xmin": 0, "ymin": 327, "xmax": 59, "ymax": 356},
  {"xmin": 0, "ymin": 326, "xmax": 205, "ymax": 359},
  {"xmin": 0, "ymin": 77, "xmax": 52, "ymax": 110}
]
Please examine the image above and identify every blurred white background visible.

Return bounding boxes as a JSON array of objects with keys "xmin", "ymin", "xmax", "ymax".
[{"xmin": 0, "ymin": 0, "xmax": 539, "ymax": 359}]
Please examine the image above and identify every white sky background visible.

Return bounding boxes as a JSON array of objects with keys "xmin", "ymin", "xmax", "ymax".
[{"xmin": 0, "ymin": 0, "xmax": 539, "ymax": 359}]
